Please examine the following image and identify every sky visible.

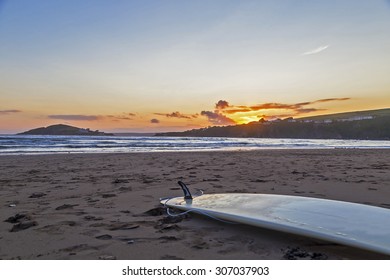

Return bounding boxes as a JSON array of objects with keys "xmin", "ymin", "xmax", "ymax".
[{"xmin": 1, "ymin": 0, "xmax": 389, "ymax": 133}]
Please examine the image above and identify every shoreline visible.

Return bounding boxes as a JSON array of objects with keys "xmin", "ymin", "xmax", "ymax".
[
  {"xmin": 1, "ymin": 149, "xmax": 389, "ymax": 259},
  {"xmin": 1, "ymin": 147, "xmax": 390, "ymax": 157},
  {"xmin": 1, "ymin": 135, "xmax": 389, "ymax": 155}
]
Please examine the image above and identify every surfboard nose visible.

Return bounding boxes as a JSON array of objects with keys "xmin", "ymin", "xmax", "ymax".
[{"xmin": 159, "ymin": 198, "xmax": 169, "ymax": 205}]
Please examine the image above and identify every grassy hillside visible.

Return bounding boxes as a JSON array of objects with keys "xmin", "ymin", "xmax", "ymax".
[{"xmin": 298, "ymin": 108, "xmax": 390, "ymax": 121}]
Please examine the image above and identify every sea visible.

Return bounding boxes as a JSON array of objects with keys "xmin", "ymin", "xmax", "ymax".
[{"xmin": 0, "ymin": 135, "xmax": 389, "ymax": 155}]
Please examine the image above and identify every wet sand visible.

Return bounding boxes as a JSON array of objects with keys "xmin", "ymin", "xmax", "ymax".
[{"xmin": 0, "ymin": 149, "xmax": 389, "ymax": 260}]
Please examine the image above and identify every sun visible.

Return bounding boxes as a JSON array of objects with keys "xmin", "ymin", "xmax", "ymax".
[{"xmin": 231, "ymin": 113, "xmax": 261, "ymax": 124}]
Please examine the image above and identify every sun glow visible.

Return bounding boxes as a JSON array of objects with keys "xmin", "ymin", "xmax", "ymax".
[
  {"xmin": 229, "ymin": 108, "xmax": 296, "ymax": 125},
  {"xmin": 233, "ymin": 115, "xmax": 261, "ymax": 124}
]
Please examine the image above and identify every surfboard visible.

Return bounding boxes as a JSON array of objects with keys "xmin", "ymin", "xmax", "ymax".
[{"xmin": 161, "ymin": 184, "xmax": 390, "ymax": 255}]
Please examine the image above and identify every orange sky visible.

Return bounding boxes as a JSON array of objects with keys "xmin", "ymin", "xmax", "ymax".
[
  {"xmin": 1, "ymin": 1, "xmax": 389, "ymax": 133},
  {"xmin": 1, "ymin": 95, "xmax": 388, "ymax": 134}
]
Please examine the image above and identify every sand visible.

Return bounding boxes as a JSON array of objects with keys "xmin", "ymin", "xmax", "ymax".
[{"xmin": 0, "ymin": 149, "xmax": 389, "ymax": 260}]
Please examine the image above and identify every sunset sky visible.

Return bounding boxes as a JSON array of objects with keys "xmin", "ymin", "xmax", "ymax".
[{"xmin": 1, "ymin": 0, "xmax": 389, "ymax": 133}]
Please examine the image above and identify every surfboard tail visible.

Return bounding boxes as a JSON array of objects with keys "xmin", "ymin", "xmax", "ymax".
[{"xmin": 178, "ymin": 181, "xmax": 193, "ymax": 200}]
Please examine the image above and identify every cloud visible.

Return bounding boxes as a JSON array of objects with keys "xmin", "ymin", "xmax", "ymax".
[
  {"xmin": 198, "ymin": 100, "xmax": 237, "ymax": 126},
  {"xmin": 249, "ymin": 103, "xmax": 299, "ymax": 111},
  {"xmin": 106, "ymin": 113, "xmax": 136, "ymax": 121},
  {"xmin": 150, "ymin": 118, "xmax": 160, "ymax": 124},
  {"xmin": 224, "ymin": 108, "xmax": 252, "ymax": 114},
  {"xmin": 315, "ymin": 98, "xmax": 350, "ymax": 103},
  {"xmin": 155, "ymin": 111, "xmax": 197, "ymax": 119},
  {"xmin": 201, "ymin": 97, "xmax": 351, "ymax": 123},
  {"xmin": 47, "ymin": 112, "xmax": 136, "ymax": 122},
  {"xmin": 302, "ymin": 45, "xmax": 329, "ymax": 55},
  {"xmin": 219, "ymin": 102, "xmax": 302, "ymax": 114},
  {"xmin": 294, "ymin": 108, "xmax": 325, "ymax": 114},
  {"xmin": 218, "ymin": 98, "xmax": 350, "ymax": 116},
  {"xmin": 48, "ymin": 115, "xmax": 100, "ymax": 121},
  {"xmin": 200, "ymin": 111, "xmax": 236, "ymax": 125},
  {"xmin": 215, "ymin": 100, "xmax": 230, "ymax": 110},
  {"xmin": 0, "ymin": 109, "xmax": 21, "ymax": 115}
]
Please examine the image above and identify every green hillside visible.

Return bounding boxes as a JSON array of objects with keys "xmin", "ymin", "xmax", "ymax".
[{"xmin": 298, "ymin": 108, "xmax": 390, "ymax": 121}]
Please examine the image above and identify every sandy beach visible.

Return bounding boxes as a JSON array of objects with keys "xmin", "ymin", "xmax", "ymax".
[{"xmin": 0, "ymin": 149, "xmax": 389, "ymax": 260}]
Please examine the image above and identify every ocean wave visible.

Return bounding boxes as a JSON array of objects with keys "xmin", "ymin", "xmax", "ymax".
[{"xmin": 0, "ymin": 135, "xmax": 389, "ymax": 155}]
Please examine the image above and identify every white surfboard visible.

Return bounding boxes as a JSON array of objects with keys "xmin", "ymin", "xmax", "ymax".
[{"xmin": 161, "ymin": 184, "xmax": 390, "ymax": 255}]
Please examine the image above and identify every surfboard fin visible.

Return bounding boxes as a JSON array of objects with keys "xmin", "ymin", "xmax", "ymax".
[{"xmin": 178, "ymin": 181, "xmax": 192, "ymax": 200}]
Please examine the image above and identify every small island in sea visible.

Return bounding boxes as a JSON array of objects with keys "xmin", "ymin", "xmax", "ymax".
[{"xmin": 18, "ymin": 124, "xmax": 114, "ymax": 136}]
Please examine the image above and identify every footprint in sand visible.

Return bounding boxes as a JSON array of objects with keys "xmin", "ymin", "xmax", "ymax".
[
  {"xmin": 107, "ymin": 222, "xmax": 139, "ymax": 231},
  {"xmin": 95, "ymin": 234, "xmax": 112, "ymax": 240},
  {"xmin": 36, "ymin": 221, "xmax": 77, "ymax": 234},
  {"xmin": 5, "ymin": 213, "xmax": 38, "ymax": 232},
  {"xmin": 10, "ymin": 221, "xmax": 38, "ymax": 232},
  {"xmin": 283, "ymin": 247, "xmax": 328, "ymax": 260},
  {"xmin": 84, "ymin": 215, "xmax": 103, "ymax": 221},
  {"xmin": 55, "ymin": 204, "xmax": 78, "ymax": 210}
]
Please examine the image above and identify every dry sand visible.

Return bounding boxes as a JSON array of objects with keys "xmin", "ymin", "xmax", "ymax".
[{"xmin": 0, "ymin": 149, "xmax": 389, "ymax": 260}]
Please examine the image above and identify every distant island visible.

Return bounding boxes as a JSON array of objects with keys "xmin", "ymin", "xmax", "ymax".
[
  {"xmin": 18, "ymin": 124, "xmax": 114, "ymax": 136},
  {"xmin": 156, "ymin": 108, "xmax": 390, "ymax": 140}
]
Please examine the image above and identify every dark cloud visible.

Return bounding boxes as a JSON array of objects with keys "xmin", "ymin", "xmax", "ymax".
[
  {"xmin": 0, "ymin": 109, "xmax": 21, "ymax": 115},
  {"xmin": 215, "ymin": 100, "xmax": 230, "ymax": 110},
  {"xmin": 107, "ymin": 112, "xmax": 135, "ymax": 121},
  {"xmin": 48, "ymin": 112, "xmax": 136, "ymax": 122},
  {"xmin": 295, "ymin": 108, "xmax": 325, "ymax": 114},
  {"xmin": 217, "ymin": 98, "xmax": 351, "ymax": 116},
  {"xmin": 200, "ymin": 100, "xmax": 236, "ymax": 125},
  {"xmin": 150, "ymin": 118, "xmax": 160, "ymax": 124},
  {"xmin": 109, "ymin": 116, "xmax": 133, "ymax": 121},
  {"xmin": 200, "ymin": 111, "xmax": 236, "ymax": 125},
  {"xmin": 166, "ymin": 112, "xmax": 190, "ymax": 119},
  {"xmin": 48, "ymin": 115, "xmax": 100, "ymax": 121},
  {"xmin": 295, "ymin": 101, "xmax": 312, "ymax": 107},
  {"xmin": 200, "ymin": 97, "xmax": 351, "ymax": 125},
  {"xmin": 117, "ymin": 117, "xmax": 133, "ymax": 120},
  {"xmin": 249, "ymin": 103, "xmax": 298, "ymax": 111},
  {"xmin": 316, "ymin": 98, "xmax": 351, "ymax": 103},
  {"xmin": 294, "ymin": 98, "xmax": 350, "ymax": 107},
  {"xmin": 217, "ymin": 102, "xmax": 301, "ymax": 114},
  {"xmin": 155, "ymin": 111, "xmax": 197, "ymax": 119},
  {"xmin": 266, "ymin": 114, "xmax": 293, "ymax": 120}
]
